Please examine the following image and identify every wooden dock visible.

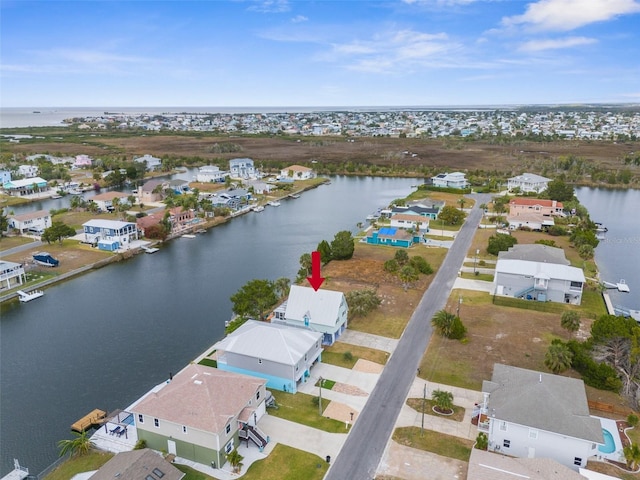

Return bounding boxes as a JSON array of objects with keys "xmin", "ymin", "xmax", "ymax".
[{"xmin": 71, "ymin": 408, "xmax": 107, "ymax": 432}]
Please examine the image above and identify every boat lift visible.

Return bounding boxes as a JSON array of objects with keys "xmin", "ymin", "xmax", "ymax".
[{"xmin": 602, "ymin": 279, "xmax": 630, "ymax": 293}]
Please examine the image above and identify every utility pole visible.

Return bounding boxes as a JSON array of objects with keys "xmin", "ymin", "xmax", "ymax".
[
  {"xmin": 318, "ymin": 376, "xmax": 323, "ymax": 416},
  {"xmin": 473, "ymin": 249, "xmax": 479, "ymax": 275}
]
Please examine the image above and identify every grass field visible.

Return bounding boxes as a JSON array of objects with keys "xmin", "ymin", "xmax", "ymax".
[
  {"xmin": 321, "ymin": 342, "xmax": 389, "ymax": 369},
  {"xmin": 268, "ymin": 390, "xmax": 346, "ymax": 433},
  {"xmin": 392, "ymin": 427, "xmax": 473, "ymax": 462}
]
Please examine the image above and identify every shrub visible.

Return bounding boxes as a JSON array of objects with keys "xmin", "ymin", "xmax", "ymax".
[
  {"xmin": 384, "ymin": 259, "xmax": 399, "ymax": 274},
  {"xmin": 134, "ymin": 439, "xmax": 147, "ymax": 450},
  {"xmin": 409, "ymin": 256, "xmax": 433, "ymax": 274},
  {"xmin": 475, "ymin": 432, "xmax": 488, "ymax": 450},
  {"xmin": 343, "ymin": 351, "xmax": 354, "ymax": 361},
  {"xmin": 628, "ymin": 414, "xmax": 639, "ymax": 428}
]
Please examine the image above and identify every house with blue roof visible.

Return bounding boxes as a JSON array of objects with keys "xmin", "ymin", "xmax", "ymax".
[
  {"xmin": 366, "ymin": 226, "xmax": 422, "ymax": 248},
  {"xmin": 83, "ymin": 219, "xmax": 139, "ymax": 251}
]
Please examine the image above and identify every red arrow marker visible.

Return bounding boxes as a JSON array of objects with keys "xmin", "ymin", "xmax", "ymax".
[{"xmin": 307, "ymin": 251, "xmax": 325, "ymax": 291}]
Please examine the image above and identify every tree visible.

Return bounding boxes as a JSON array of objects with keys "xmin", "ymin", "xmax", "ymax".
[
  {"xmin": 330, "ymin": 230, "xmax": 354, "ymax": 260},
  {"xmin": 57, "ymin": 430, "xmax": 94, "ymax": 457},
  {"xmin": 431, "ymin": 310, "xmax": 466, "ymax": 339},
  {"xmin": 624, "ymin": 443, "xmax": 640, "ymax": 470},
  {"xmin": 0, "ymin": 209, "xmax": 8, "ymax": 236},
  {"xmin": 544, "ymin": 339, "xmax": 573, "ymax": 374},
  {"xmin": 274, "ymin": 277, "xmax": 290, "ymax": 300},
  {"xmin": 578, "ymin": 244, "xmax": 594, "ymax": 260},
  {"xmin": 475, "ymin": 432, "xmax": 488, "ymax": 450},
  {"xmin": 345, "ymin": 288, "xmax": 382, "ymax": 318},
  {"xmin": 487, "ymin": 233, "xmax": 517, "ymax": 255},
  {"xmin": 316, "ymin": 240, "xmax": 332, "ymax": 265},
  {"xmin": 545, "ymin": 178, "xmax": 574, "ymax": 202},
  {"xmin": 230, "ymin": 279, "xmax": 278, "ymax": 321},
  {"xmin": 398, "ymin": 265, "xmax": 419, "ymax": 291},
  {"xmin": 437, "ymin": 205, "xmax": 465, "ymax": 225},
  {"xmin": 431, "ymin": 389, "xmax": 454, "ymax": 413},
  {"xmin": 384, "ymin": 258, "xmax": 399, "ymax": 274},
  {"xmin": 226, "ymin": 448, "xmax": 244, "ymax": 473},
  {"xmin": 297, "ymin": 253, "xmax": 312, "ymax": 281},
  {"xmin": 394, "ymin": 249, "xmax": 409, "ymax": 266},
  {"xmin": 560, "ymin": 311, "xmax": 581, "ymax": 338},
  {"xmin": 42, "ymin": 222, "xmax": 76, "ymax": 245},
  {"xmin": 457, "ymin": 197, "xmax": 466, "ymax": 211},
  {"xmin": 409, "ymin": 256, "xmax": 433, "ymax": 274}
]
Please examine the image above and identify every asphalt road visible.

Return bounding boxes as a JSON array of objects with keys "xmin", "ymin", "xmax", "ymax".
[{"xmin": 325, "ymin": 193, "xmax": 491, "ymax": 480}]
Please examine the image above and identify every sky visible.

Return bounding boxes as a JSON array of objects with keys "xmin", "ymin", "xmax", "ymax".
[{"xmin": 1, "ymin": 0, "xmax": 639, "ymax": 108}]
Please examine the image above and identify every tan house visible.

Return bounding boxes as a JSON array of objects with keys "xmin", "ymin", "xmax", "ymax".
[
  {"xmin": 138, "ymin": 179, "xmax": 166, "ymax": 203},
  {"xmin": 130, "ymin": 364, "xmax": 267, "ymax": 469},
  {"xmin": 91, "ymin": 191, "xmax": 131, "ymax": 212},
  {"xmin": 7, "ymin": 209, "xmax": 52, "ymax": 234},
  {"xmin": 280, "ymin": 165, "xmax": 315, "ymax": 180}
]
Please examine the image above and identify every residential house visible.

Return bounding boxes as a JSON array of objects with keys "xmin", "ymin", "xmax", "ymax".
[
  {"xmin": 2, "ymin": 177, "xmax": 48, "ymax": 196},
  {"xmin": 249, "ymin": 181, "xmax": 272, "ymax": 195},
  {"xmin": 138, "ymin": 179, "xmax": 166, "ymax": 203},
  {"xmin": 431, "ymin": 172, "xmax": 468, "ymax": 189},
  {"xmin": 18, "ymin": 164, "xmax": 39, "ymax": 178},
  {"xmin": 0, "ymin": 261, "xmax": 26, "ymax": 291},
  {"xmin": 134, "ymin": 154, "xmax": 162, "ymax": 171},
  {"xmin": 0, "ymin": 170, "xmax": 11, "ymax": 184},
  {"xmin": 272, "ymin": 285, "xmax": 349, "ymax": 346},
  {"xmin": 493, "ymin": 258, "xmax": 585, "ymax": 304},
  {"xmin": 213, "ymin": 188, "xmax": 251, "ymax": 211},
  {"xmin": 390, "ymin": 203, "xmax": 442, "ymax": 220},
  {"xmin": 229, "ymin": 158, "xmax": 256, "ymax": 179},
  {"xmin": 74, "ymin": 155, "xmax": 93, "ymax": 168},
  {"xmin": 195, "ymin": 165, "xmax": 228, "ymax": 183},
  {"xmin": 136, "ymin": 213, "xmax": 164, "ymax": 237},
  {"xmin": 507, "ymin": 212, "xmax": 556, "ymax": 231},
  {"xmin": 280, "ymin": 165, "xmax": 315, "ymax": 180},
  {"xmin": 167, "ymin": 179, "xmax": 191, "ymax": 195},
  {"xmin": 366, "ymin": 226, "xmax": 421, "ymax": 248},
  {"xmin": 476, "ymin": 364, "xmax": 602, "ymax": 471},
  {"xmin": 89, "ymin": 449, "xmax": 184, "ymax": 480},
  {"xmin": 130, "ymin": 364, "xmax": 267, "ymax": 468},
  {"xmin": 498, "ymin": 244, "xmax": 570, "ymax": 266},
  {"xmin": 390, "ymin": 213, "xmax": 430, "ymax": 232},
  {"xmin": 467, "ymin": 448, "xmax": 587, "ymax": 480},
  {"xmin": 7, "ymin": 209, "xmax": 52, "ymax": 234},
  {"xmin": 508, "ymin": 198, "xmax": 564, "ymax": 217},
  {"xmin": 83, "ymin": 219, "xmax": 139, "ymax": 251},
  {"xmin": 507, "ymin": 173, "xmax": 551, "ymax": 193},
  {"xmin": 213, "ymin": 320, "xmax": 323, "ymax": 394},
  {"xmin": 169, "ymin": 207, "xmax": 196, "ymax": 232},
  {"xmin": 90, "ymin": 191, "xmax": 131, "ymax": 212}
]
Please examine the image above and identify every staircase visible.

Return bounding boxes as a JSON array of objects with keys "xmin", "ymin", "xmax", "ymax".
[
  {"xmin": 514, "ymin": 286, "xmax": 535, "ymax": 299},
  {"xmin": 246, "ymin": 425, "xmax": 268, "ymax": 449}
]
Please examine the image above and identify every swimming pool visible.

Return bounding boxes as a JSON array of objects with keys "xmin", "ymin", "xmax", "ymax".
[
  {"xmin": 122, "ymin": 414, "xmax": 134, "ymax": 426},
  {"xmin": 598, "ymin": 428, "xmax": 616, "ymax": 454}
]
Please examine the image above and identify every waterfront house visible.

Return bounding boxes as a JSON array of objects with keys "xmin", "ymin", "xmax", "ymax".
[
  {"xmin": 431, "ymin": 172, "xmax": 468, "ymax": 189},
  {"xmin": 89, "ymin": 448, "xmax": 184, "ymax": 480},
  {"xmin": 366, "ymin": 226, "xmax": 421, "ymax": 248},
  {"xmin": 18, "ymin": 164, "xmax": 39, "ymax": 178},
  {"xmin": 506, "ymin": 212, "xmax": 556, "ymax": 231},
  {"xmin": 476, "ymin": 364, "xmax": 602, "ymax": 471},
  {"xmin": 134, "ymin": 154, "xmax": 162, "ymax": 171},
  {"xmin": 493, "ymin": 258, "xmax": 585, "ymax": 305},
  {"xmin": 508, "ymin": 198, "xmax": 564, "ymax": 217},
  {"xmin": 229, "ymin": 158, "xmax": 256, "ymax": 179},
  {"xmin": 391, "ymin": 203, "xmax": 442, "ymax": 220},
  {"xmin": 130, "ymin": 364, "xmax": 267, "ymax": 469},
  {"xmin": 250, "ymin": 180, "xmax": 272, "ymax": 195},
  {"xmin": 498, "ymin": 244, "xmax": 570, "ymax": 265},
  {"xmin": 213, "ymin": 320, "xmax": 323, "ymax": 394},
  {"xmin": 0, "ymin": 261, "xmax": 26, "ymax": 291},
  {"xmin": 213, "ymin": 188, "xmax": 251, "ymax": 211},
  {"xmin": 169, "ymin": 206, "xmax": 196, "ymax": 231},
  {"xmin": 138, "ymin": 179, "xmax": 166, "ymax": 203},
  {"xmin": 0, "ymin": 170, "xmax": 11, "ymax": 184},
  {"xmin": 507, "ymin": 173, "xmax": 551, "ymax": 193},
  {"xmin": 136, "ymin": 213, "xmax": 163, "ymax": 237},
  {"xmin": 7, "ymin": 209, "xmax": 51, "ymax": 234},
  {"xmin": 167, "ymin": 179, "xmax": 190, "ymax": 195},
  {"xmin": 74, "ymin": 154, "xmax": 93, "ymax": 168},
  {"xmin": 90, "ymin": 191, "xmax": 131, "ymax": 212},
  {"xmin": 272, "ymin": 285, "xmax": 348, "ymax": 346},
  {"xmin": 83, "ymin": 219, "xmax": 139, "ymax": 251},
  {"xmin": 280, "ymin": 165, "xmax": 315, "ymax": 180},
  {"xmin": 2, "ymin": 177, "xmax": 48, "ymax": 197},
  {"xmin": 390, "ymin": 213, "xmax": 430, "ymax": 232},
  {"xmin": 195, "ymin": 165, "xmax": 228, "ymax": 183}
]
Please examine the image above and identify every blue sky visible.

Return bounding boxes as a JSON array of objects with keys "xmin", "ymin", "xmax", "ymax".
[{"xmin": 1, "ymin": 0, "xmax": 639, "ymax": 107}]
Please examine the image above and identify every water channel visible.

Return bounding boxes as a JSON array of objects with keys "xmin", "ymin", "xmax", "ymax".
[{"xmin": 0, "ymin": 175, "xmax": 419, "ymax": 476}]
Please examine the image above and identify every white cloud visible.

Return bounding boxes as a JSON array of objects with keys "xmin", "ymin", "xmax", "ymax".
[
  {"xmin": 519, "ymin": 36, "xmax": 598, "ymax": 51},
  {"xmin": 291, "ymin": 15, "xmax": 308, "ymax": 23},
  {"xmin": 401, "ymin": 0, "xmax": 480, "ymax": 5},
  {"xmin": 247, "ymin": 0, "xmax": 291, "ymax": 13},
  {"xmin": 502, "ymin": 0, "xmax": 640, "ymax": 32}
]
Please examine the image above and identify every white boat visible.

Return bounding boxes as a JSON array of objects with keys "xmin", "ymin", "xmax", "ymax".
[
  {"xmin": 252, "ymin": 205, "xmax": 265, "ymax": 212},
  {"xmin": 17, "ymin": 290, "xmax": 44, "ymax": 303},
  {"xmin": 182, "ymin": 234, "xmax": 196, "ymax": 238},
  {"xmin": 267, "ymin": 201, "xmax": 281, "ymax": 207}
]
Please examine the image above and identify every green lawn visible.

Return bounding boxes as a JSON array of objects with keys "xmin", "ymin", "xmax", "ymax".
[
  {"xmin": 175, "ymin": 464, "xmax": 216, "ymax": 480},
  {"xmin": 405, "ymin": 398, "xmax": 466, "ymax": 422},
  {"xmin": 43, "ymin": 451, "xmax": 114, "ymax": 480},
  {"xmin": 242, "ymin": 444, "xmax": 328, "ymax": 480},
  {"xmin": 268, "ymin": 390, "xmax": 346, "ymax": 433},
  {"xmin": 321, "ymin": 343, "xmax": 389, "ymax": 369},
  {"xmin": 392, "ymin": 427, "xmax": 473, "ymax": 462}
]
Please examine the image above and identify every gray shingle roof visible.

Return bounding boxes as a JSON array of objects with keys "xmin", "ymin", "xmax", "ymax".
[
  {"xmin": 484, "ymin": 364, "xmax": 603, "ymax": 443},
  {"xmin": 89, "ymin": 449, "xmax": 184, "ymax": 480},
  {"xmin": 498, "ymin": 244, "xmax": 570, "ymax": 265}
]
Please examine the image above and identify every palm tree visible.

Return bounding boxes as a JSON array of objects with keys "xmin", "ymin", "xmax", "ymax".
[
  {"xmin": 544, "ymin": 341, "xmax": 573, "ymax": 374},
  {"xmin": 431, "ymin": 310, "xmax": 456, "ymax": 337},
  {"xmin": 431, "ymin": 389, "xmax": 454, "ymax": 413},
  {"xmin": 57, "ymin": 430, "xmax": 94, "ymax": 457},
  {"xmin": 458, "ymin": 197, "xmax": 466, "ymax": 211},
  {"xmin": 226, "ymin": 448, "xmax": 244, "ymax": 473},
  {"xmin": 624, "ymin": 443, "xmax": 640, "ymax": 470},
  {"xmin": 398, "ymin": 265, "xmax": 418, "ymax": 291},
  {"xmin": 274, "ymin": 277, "xmax": 290, "ymax": 300},
  {"xmin": 560, "ymin": 311, "xmax": 581, "ymax": 338}
]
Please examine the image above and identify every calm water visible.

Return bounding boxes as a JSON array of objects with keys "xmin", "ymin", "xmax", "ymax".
[
  {"xmin": 575, "ymin": 187, "xmax": 640, "ymax": 311},
  {"xmin": 0, "ymin": 176, "xmax": 418, "ymax": 476}
]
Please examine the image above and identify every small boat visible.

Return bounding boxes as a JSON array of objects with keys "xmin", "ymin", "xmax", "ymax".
[
  {"xmin": 267, "ymin": 201, "xmax": 281, "ymax": 207},
  {"xmin": 252, "ymin": 205, "xmax": 265, "ymax": 212},
  {"xmin": 195, "ymin": 229, "xmax": 206, "ymax": 234},
  {"xmin": 17, "ymin": 290, "xmax": 44, "ymax": 303},
  {"xmin": 33, "ymin": 252, "xmax": 59, "ymax": 267},
  {"xmin": 182, "ymin": 234, "xmax": 196, "ymax": 239},
  {"xmin": 288, "ymin": 193, "xmax": 300, "ymax": 199},
  {"xmin": 51, "ymin": 194, "xmax": 62, "ymax": 199}
]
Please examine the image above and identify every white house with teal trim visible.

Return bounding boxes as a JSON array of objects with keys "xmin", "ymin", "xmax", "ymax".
[
  {"xmin": 82, "ymin": 219, "xmax": 139, "ymax": 251},
  {"xmin": 130, "ymin": 364, "xmax": 267, "ymax": 469},
  {"xmin": 213, "ymin": 320, "xmax": 323, "ymax": 394},
  {"xmin": 272, "ymin": 285, "xmax": 348, "ymax": 346},
  {"xmin": 2, "ymin": 177, "xmax": 48, "ymax": 196},
  {"xmin": 431, "ymin": 171, "xmax": 468, "ymax": 189}
]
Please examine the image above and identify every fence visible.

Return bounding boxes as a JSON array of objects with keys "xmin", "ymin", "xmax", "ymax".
[{"xmin": 588, "ymin": 400, "xmax": 633, "ymax": 416}]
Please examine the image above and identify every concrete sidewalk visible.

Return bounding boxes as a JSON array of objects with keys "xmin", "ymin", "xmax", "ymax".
[{"xmin": 339, "ymin": 330, "xmax": 399, "ymax": 354}]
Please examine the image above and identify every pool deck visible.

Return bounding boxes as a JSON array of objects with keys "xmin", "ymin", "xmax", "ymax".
[{"xmin": 593, "ymin": 416, "xmax": 625, "ymax": 463}]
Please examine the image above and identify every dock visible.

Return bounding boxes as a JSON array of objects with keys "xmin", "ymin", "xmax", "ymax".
[
  {"xmin": 71, "ymin": 408, "xmax": 107, "ymax": 432},
  {"xmin": 0, "ymin": 460, "xmax": 28, "ymax": 480}
]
